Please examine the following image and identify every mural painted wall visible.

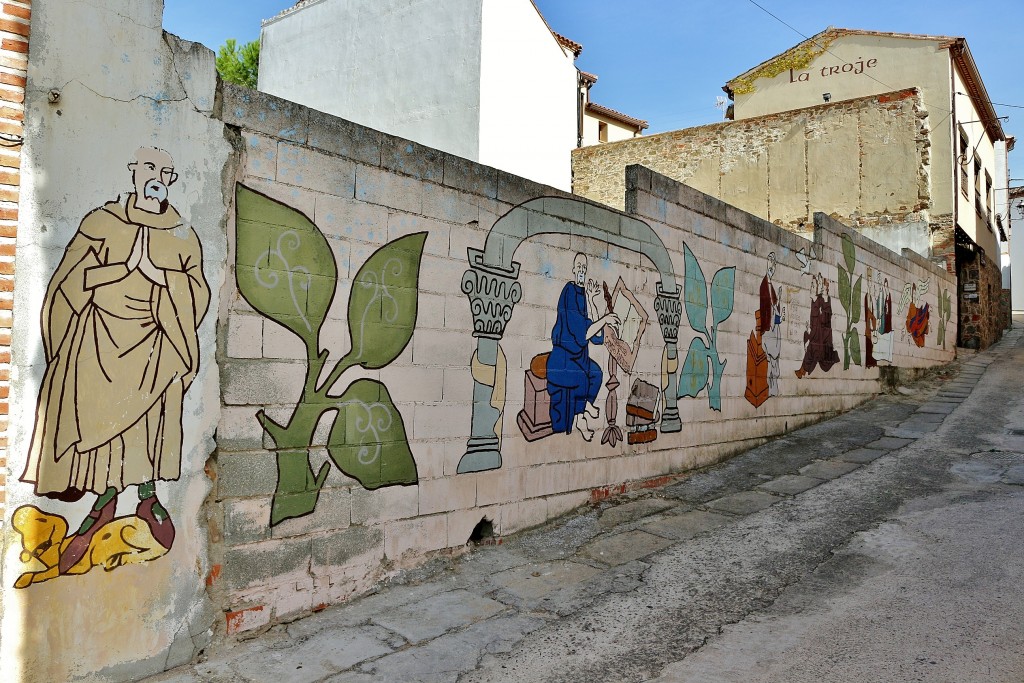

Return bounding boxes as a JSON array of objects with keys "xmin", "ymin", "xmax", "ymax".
[
  {"xmin": 2, "ymin": 2, "xmax": 233, "ymax": 682},
  {"xmin": 214, "ymin": 90, "xmax": 956, "ymax": 647},
  {"xmin": 1, "ymin": 3, "xmax": 958, "ymax": 680}
]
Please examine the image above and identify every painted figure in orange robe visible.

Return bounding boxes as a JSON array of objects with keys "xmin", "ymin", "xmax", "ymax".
[{"xmin": 905, "ymin": 283, "xmax": 930, "ymax": 347}]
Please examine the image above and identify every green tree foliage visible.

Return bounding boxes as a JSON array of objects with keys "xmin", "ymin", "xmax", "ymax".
[{"xmin": 216, "ymin": 38, "xmax": 260, "ymax": 89}]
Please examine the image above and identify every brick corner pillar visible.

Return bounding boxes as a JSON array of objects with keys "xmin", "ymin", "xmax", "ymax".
[{"xmin": 0, "ymin": 0, "xmax": 30, "ymax": 521}]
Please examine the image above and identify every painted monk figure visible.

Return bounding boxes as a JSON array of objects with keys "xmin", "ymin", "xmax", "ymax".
[
  {"xmin": 758, "ymin": 252, "xmax": 783, "ymax": 396},
  {"xmin": 22, "ymin": 147, "xmax": 209, "ymax": 574},
  {"xmin": 864, "ymin": 268, "xmax": 878, "ymax": 368},
  {"xmin": 795, "ymin": 274, "xmax": 840, "ymax": 378},
  {"xmin": 546, "ymin": 254, "xmax": 619, "ymax": 442}
]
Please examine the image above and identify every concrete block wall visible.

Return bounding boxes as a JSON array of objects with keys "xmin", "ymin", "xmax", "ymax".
[{"xmin": 209, "ymin": 84, "xmax": 957, "ymax": 635}]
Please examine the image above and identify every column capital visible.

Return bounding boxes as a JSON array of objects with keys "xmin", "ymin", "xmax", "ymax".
[
  {"xmin": 654, "ymin": 283, "xmax": 682, "ymax": 345},
  {"xmin": 462, "ymin": 248, "xmax": 523, "ymax": 340}
]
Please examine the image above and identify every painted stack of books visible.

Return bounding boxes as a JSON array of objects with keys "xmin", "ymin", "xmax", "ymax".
[{"xmin": 626, "ymin": 378, "xmax": 659, "ymax": 444}]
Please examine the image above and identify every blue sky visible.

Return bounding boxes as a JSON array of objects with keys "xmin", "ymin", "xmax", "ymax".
[{"xmin": 164, "ymin": 0, "xmax": 1024, "ymax": 178}]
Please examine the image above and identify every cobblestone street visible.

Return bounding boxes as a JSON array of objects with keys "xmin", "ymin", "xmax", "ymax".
[{"xmin": 148, "ymin": 326, "xmax": 1024, "ymax": 683}]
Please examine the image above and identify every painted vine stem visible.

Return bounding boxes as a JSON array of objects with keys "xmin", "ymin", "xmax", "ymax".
[
  {"xmin": 235, "ymin": 185, "xmax": 425, "ymax": 525},
  {"xmin": 838, "ymin": 233, "xmax": 862, "ymax": 370}
]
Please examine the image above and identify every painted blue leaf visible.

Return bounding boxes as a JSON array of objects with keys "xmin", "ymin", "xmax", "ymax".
[
  {"xmin": 683, "ymin": 243, "xmax": 708, "ymax": 337},
  {"xmin": 710, "ymin": 267, "xmax": 736, "ymax": 329},
  {"xmin": 678, "ymin": 336, "xmax": 711, "ymax": 398}
]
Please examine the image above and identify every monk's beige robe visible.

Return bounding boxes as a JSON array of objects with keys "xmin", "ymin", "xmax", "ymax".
[{"xmin": 22, "ymin": 195, "xmax": 210, "ymax": 498}]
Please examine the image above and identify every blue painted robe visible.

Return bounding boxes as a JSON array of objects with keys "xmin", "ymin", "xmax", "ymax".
[{"xmin": 546, "ymin": 282, "xmax": 603, "ymax": 433}]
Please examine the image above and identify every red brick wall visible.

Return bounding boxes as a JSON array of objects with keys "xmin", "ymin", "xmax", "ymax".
[{"xmin": 0, "ymin": 0, "xmax": 28, "ymax": 519}]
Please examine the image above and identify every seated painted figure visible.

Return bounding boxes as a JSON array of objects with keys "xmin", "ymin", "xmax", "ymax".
[{"xmin": 546, "ymin": 254, "xmax": 619, "ymax": 442}]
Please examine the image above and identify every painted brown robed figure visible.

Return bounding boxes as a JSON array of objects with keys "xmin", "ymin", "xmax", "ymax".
[{"xmin": 21, "ymin": 148, "xmax": 209, "ymax": 574}]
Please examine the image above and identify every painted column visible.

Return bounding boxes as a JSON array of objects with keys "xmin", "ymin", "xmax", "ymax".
[
  {"xmin": 655, "ymin": 284, "xmax": 683, "ymax": 433},
  {"xmin": 458, "ymin": 247, "xmax": 522, "ymax": 473}
]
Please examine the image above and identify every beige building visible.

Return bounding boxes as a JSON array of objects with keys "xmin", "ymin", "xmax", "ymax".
[
  {"xmin": 574, "ymin": 64, "xmax": 648, "ymax": 146},
  {"xmin": 726, "ymin": 28, "xmax": 1007, "ymax": 265},
  {"xmin": 573, "ymin": 28, "xmax": 1010, "ymax": 349}
]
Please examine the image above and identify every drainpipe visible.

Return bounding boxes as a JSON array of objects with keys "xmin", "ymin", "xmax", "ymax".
[{"xmin": 576, "ymin": 70, "xmax": 585, "ymax": 148}]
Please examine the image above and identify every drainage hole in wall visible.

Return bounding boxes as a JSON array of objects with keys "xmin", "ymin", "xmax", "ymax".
[{"xmin": 469, "ymin": 517, "xmax": 494, "ymax": 544}]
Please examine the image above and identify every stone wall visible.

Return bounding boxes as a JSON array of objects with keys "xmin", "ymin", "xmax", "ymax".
[
  {"xmin": 0, "ymin": 3, "xmax": 959, "ymax": 681},
  {"xmin": 957, "ymin": 247, "xmax": 1005, "ymax": 349},
  {"xmin": 572, "ymin": 89, "xmax": 932, "ymax": 253}
]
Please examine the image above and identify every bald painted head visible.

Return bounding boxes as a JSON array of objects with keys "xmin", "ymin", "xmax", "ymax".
[
  {"xmin": 128, "ymin": 147, "xmax": 178, "ymax": 214},
  {"xmin": 572, "ymin": 253, "xmax": 588, "ymax": 286}
]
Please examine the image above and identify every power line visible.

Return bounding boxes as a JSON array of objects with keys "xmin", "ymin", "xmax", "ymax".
[{"xmin": 956, "ymin": 92, "xmax": 1024, "ymax": 111}]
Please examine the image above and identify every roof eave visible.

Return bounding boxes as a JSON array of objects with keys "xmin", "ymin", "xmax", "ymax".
[
  {"xmin": 950, "ymin": 38, "xmax": 1006, "ymax": 142},
  {"xmin": 586, "ymin": 102, "xmax": 649, "ymax": 131}
]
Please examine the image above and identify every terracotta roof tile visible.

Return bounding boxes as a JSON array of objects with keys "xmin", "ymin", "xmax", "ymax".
[
  {"xmin": 553, "ymin": 32, "xmax": 583, "ymax": 57},
  {"xmin": 586, "ymin": 102, "xmax": 648, "ymax": 130}
]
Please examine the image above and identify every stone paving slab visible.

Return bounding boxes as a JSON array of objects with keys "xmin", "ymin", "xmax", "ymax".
[
  {"xmin": 916, "ymin": 403, "xmax": 957, "ymax": 414},
  {"xmin": 530, "ymin": 560, "xmax": 648, "ymax": 618},
  {"xmin": 755, "ymin": 475, "xmax": 824, "ymax": 496},
  {"xmin": 580, "ymin": 529, "xmax": 674, "ymax": 565},
  {"xmin": 1003, "ymin": 466, "xmax": 1024, "ymax": 486},
  {"xmin": 867, "ymin": 436, "xmax": 916, "ymax": 450},
  {"xmin": 705, "ymin": 490, "xmax": 780, "ymax": 516},
  {"xmin": 884, "ymin": 428, "xmax": 930, "ymax": 439},
  {"xmin": 350, "ymin": 614, "xmax": 547, "ymax": 683},
  {"xmin": 371, "ymin": 590, "xmax": 506, "ymax": 644},
  {"xmin": 640, "ymin": 510, "xmax": 734, "ymax": 541},
  {"xmin": 897, "ymin": 419, "xmax": 941, "ymax": 432},
  {"xmin": 906, "ymin": 411, "xmax": 945, "ymax": 423},
  {"xmin": 232, "ymin": 628, "xmax": 394, "ymax": 683},
  {"xmin": 489, "ymin": 560, "xmax": 601, "ymax": 602},
  {"xmin": 938, "ymin": 391, "xmax": 971, "ymax": 399},
  {"xmin": 599, "ymin": 499, "xmax": 677, "ymax": 528},
  {"xmin": 834, "ymin": 448, "xmax": 886, "ymax": 464},
  {"xmin": 798, "ymin": 460, "xmax": 861, "ymax": 480}
]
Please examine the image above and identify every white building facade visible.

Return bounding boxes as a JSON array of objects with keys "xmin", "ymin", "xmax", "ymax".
[{"xmin": 259, "ymin": 0, "xmax": 580, "ymax": 190}]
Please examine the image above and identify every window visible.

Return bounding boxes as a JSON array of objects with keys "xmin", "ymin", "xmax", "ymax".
[
  {"xmin": 598, "ymin": 121, "xmax": 608, "ymax": 143},
  {"xmin": 959, "ymin": 126, "xmax": 969, "ymax": 197},
  {"xmin": 973, "ymin": 154, "xmax": 981, "ymax": 204},
  {"xmin": 985, "ymin": 171, "xmax": 993, "ymax": 210}
]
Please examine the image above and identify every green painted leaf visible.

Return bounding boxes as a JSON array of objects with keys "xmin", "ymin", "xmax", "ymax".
[
  {"xmin": 678, "ymin": 336, "xmax": 711, "ymax": 398},
  {"xmin": 851, "ymin": 275, "xmax": 862, "ymax": 325},
  {"xmin": 235, "ymin": 185, "xmax": 337, "ymax": 351},
  {"xmin": 683, "ymin": 243, "xmax": 709, "ymax": 337},
  {"xmin": 838, "ymin": 267, "xmax": 851, "ymax": 311},
  {"xmin": 841, "ymin": 233, "xmax": 857, "ymax": 274},
  {"xmin": 345, "ymin": 233, "xmax": 427, "ymax": 369},
  {"xmin": 327, "ymin": 379, "xmax": 417, "ymax": 489},
  {"xmin": 849, "ymin": 332, "xmax": 862, "ymax": 366},
  {"xmin": 710, "ymin": 267, "xmax": 736, "ymax": 329}
]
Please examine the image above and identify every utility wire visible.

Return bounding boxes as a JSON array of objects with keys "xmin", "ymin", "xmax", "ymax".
[{"xmin": 956, "ymin": 92, "xmax": 1024, "ymax": 111}]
